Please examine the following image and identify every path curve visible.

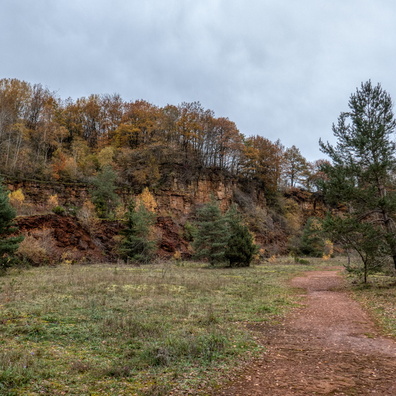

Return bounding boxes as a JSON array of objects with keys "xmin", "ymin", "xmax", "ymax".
[{"xmin": 218, "ymin": 269, "xmax": 396, "ymax": 395}]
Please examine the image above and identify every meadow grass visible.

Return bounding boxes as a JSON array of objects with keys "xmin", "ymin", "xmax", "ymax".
[
  {"xmin": 349, "ymin": 274, "xmax": 396, "ymax": 338},
  {"xmin": 0, "ymin": 258, "xmax": 326, "ymax": 395}
]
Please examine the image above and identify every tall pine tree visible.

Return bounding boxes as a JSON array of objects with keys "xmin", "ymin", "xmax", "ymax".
[{"xmin": 320, "ymin": 81, "xmax": 396, "ymax": 271}]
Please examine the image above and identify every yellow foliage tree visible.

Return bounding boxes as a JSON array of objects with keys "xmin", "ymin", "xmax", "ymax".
[
  {"xmin": 97, "ymin": 146, "xmax": 115, "ymax": 168},
  {"xmin": 137, "ymin": 187, "xmax": 157, "ymax": 212},
  {"xmin": 9, "ymin": 188, "xmax": 25, "ymax": 209}
]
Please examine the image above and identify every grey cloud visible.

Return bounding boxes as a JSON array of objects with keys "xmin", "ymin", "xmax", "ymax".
[{"xmin": 1, "ymin": 0, "xmax": 396, "ymax": 160}]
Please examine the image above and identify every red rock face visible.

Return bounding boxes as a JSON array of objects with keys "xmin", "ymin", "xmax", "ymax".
[
  {"xmin": 156, "ymin": 216, "xmax": 191, "ymax": 259},
  {"xmin": 15, "ymin": 214, "xmax": 120, "ymax": 263},
  {"xmin": 8, "ymin": 178, "xmax": 327, "ymax": 263},
  {"xmin": 14, "ymin": 214, "xmax": 192, "ymax": 263}
]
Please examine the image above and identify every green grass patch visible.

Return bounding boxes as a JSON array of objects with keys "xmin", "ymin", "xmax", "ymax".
[
  {"xmin": 0, "ymin": 259, "xmax": 325, "ymax": 395},
  {"xmin": 350, "ymin": 275, "xmax": 396, "ymax": 338}
]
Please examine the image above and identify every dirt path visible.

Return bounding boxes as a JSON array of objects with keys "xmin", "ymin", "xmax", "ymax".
[{"xmin": 218, "ymin": 269, "xmax": 396, "ymax": 395}]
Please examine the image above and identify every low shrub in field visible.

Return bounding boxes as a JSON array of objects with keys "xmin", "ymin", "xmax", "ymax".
[{"xmin": 16, "ymin": 235, "xmax": 49, "ymax": 266}]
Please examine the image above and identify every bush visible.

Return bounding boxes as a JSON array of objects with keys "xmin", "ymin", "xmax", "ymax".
[
  {"xmin": 52, "ymin": 205, "xmax": 66, "ymax": 216},
  {"xmin": 16, "ymin": 235, "xmax": 50, "ymax": 266}
]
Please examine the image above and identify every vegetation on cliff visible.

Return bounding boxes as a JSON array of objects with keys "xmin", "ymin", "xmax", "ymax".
[{"xmin": 0, "ymin": 178, "xmax": 23, "ymax": 270}]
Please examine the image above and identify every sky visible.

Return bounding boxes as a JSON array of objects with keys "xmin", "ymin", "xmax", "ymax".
[{"xmin": 1, "ymin": 0, "xmax": 396, "ymax": 161}]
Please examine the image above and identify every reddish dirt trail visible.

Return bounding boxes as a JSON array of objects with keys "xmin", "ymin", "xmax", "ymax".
[{"xmin": 218, "ymin": 269, "xmax": 396, "ymax": 395}]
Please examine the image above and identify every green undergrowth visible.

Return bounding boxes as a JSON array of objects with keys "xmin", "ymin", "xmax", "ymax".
[
  {"xmin": 350, "ymin": 274, "xmax": 396, "ymax": 338},
  {"xmin": 0, "ymin": 259, "xmax": 325, "ymax": 395}
]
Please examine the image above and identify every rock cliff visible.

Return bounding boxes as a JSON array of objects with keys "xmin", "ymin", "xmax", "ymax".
[{"xmin": 7, "ymin": 175, "xmax": 325, "ymax": 263}]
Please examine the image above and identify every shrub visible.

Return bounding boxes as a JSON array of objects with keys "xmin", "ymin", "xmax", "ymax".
[
  {"xmin": 225, "ymin": 206, "xmax": 258, "ymax": 267},
  {"xmin": 16, "ymin": 235, "xmax": 49, "ymax": 266},
  {"xmin": 77, "ymin": 199, "xmax": 98, "ymax": 233},
  {"xmin": 52, "ymin": 206, "xmax": 66, "ymax": 216}
]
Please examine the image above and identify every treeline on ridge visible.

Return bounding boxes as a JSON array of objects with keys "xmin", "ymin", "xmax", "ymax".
[{"xmin": 0, "ymin": 78, "xmax": 323, "ymax": 194}]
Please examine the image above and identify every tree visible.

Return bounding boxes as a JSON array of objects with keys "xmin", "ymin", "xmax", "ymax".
[
  {"xmin": 193, "ymin": 201, "xmax": 257, "ymax": 267},
  {"xmin": 0, "ymin": 179, "xmax": 24, "ymax": 269},
  {"xmin": 297, "ymin": 217, "xmax": 325, "ymax": 257},
  {"xmin": 242, "ymin": 136, "xmax": 284, "ymax": 198},
  {"xmin": 319, "ymin": 80, "xmax": 396, "ymax": 271},
  {"xmin": 192, "ymin": 198, "xmax": 230, "ymax": 265},
  {"xmin": 225, "ymin": 206, "xmax": 257, "ymax": 267},
  {"xmin": 323, "ymin": 216, "xmax": 385, "ymax": 283},
  {"xmin": 91, "ymin": 166, "xmax": 119, "ymax": 218},
  {"xmin": 119, "ymin": 200, "xmax": 156, "ymax": 263},
  {"xmin": 282, "ymin": 145, "xmax": 308, "ymax": 188}
]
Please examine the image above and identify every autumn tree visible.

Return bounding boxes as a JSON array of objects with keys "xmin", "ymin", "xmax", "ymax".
[
  {"xmin": 0, "ymin": 79, "xmax": 31, "ymax": 174},
  {"xmin": 114, "ymin": 100, "xmax": 160, "ymax": 149},
  {"xmin": 320, "ymin": 81, "xmax": 396, "ymax": 271},
  {"xmin": 203, "ymin": 117, "xmax": 243, "ymax": 172},
  {"xmin": 303, "ymin": 159, "xmax": 329, "ymax": 191},
  {"xmin": 242, "ymin": 136, "xmax": 284, "ymax": 198},
  {"xmin": 282, "ymin": 145, "xmax": 308, "ymax": 188}
]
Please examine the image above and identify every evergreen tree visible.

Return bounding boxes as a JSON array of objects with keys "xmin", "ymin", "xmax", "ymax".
[
  {"xmin": 0, "ymin": 179, "xmax": 24, "ymax": 269},
  {"xmin": 297, "ymin": 217, "xmax": 325, "ymax": 257},
  {"xmin": 119, "ymin": 200, "xmax": 156, "ymax": 263},
  {"xmin": 323, "ymin": 216, "xmax": 385, "ymax": 283},
  {"xmin": 91, "ymin": 165, "xmax": 119, "ymax": 218},
  {"xmin": 225, "ymin": 206, "xmax": 257, "ymax": 267},
  {"xmin": 192, "ymin": 198, "xmax": 230, "ymax": 265},
  {"xmin": 320, "ymin": 81, "xmax": 396, "ymax": 272}
]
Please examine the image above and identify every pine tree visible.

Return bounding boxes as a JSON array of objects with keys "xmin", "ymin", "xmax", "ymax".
[
  {"xmin": 323, "ymin": 216, "xmax": 385, "ymax": 283},
  {"xmin": 297, "ymin": 217, "xmax": 325, "ymax": 257},
  {"xmin": 91, "ymin": 165, "xmax": 119, "ymax": 218},
  {"xmin": 225, "ymin": 207, "xmax": 257, "ymax": 267},
  {"xmin": 0, "ymin": 179, "xmax": 24, "ymax": 269},
  {"xmin": 119, "ymin": 200, "xmax": 156, "ymax": 263},
  {"xmin": 193, "ymin": 201, "xmax": 257, "ymax": 267},
  {"xmin": 192, "ymin": 198, "xmax": 230, "ymax": 265},
  {"xmin": 320, "ymin": 81, "xmax": 396, "ymax": 272}
]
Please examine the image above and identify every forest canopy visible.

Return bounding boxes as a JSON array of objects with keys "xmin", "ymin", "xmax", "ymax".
[{"xmin": 0, "ymin": 78, "xmax": 319, "ymax": 193}]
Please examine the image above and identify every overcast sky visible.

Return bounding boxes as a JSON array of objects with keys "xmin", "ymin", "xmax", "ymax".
[{"xmin": 1, "ymin": 0, "xmax": 396, "ymax": 161}]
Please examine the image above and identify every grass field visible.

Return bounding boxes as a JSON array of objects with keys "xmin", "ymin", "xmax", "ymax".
[
  {"xmin": 349, "ymin": 275, "xmax": 396, "ymax": 338},
  {"xmin": 1, "ymin": 258, "xmax": 395, "ymax": 395},
  {"xmin": 0, "ymin": 258, "xmax": 322, "ymax": 396}
]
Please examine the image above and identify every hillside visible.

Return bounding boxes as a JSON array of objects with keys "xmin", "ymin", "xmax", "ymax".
[
  {"xmin": 5, "ymin": 175, "xmax": 325, "ymax": 264},
  {"xmin": 0, "ymin": 78, "xmax": 327, "ymax": 263}
]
